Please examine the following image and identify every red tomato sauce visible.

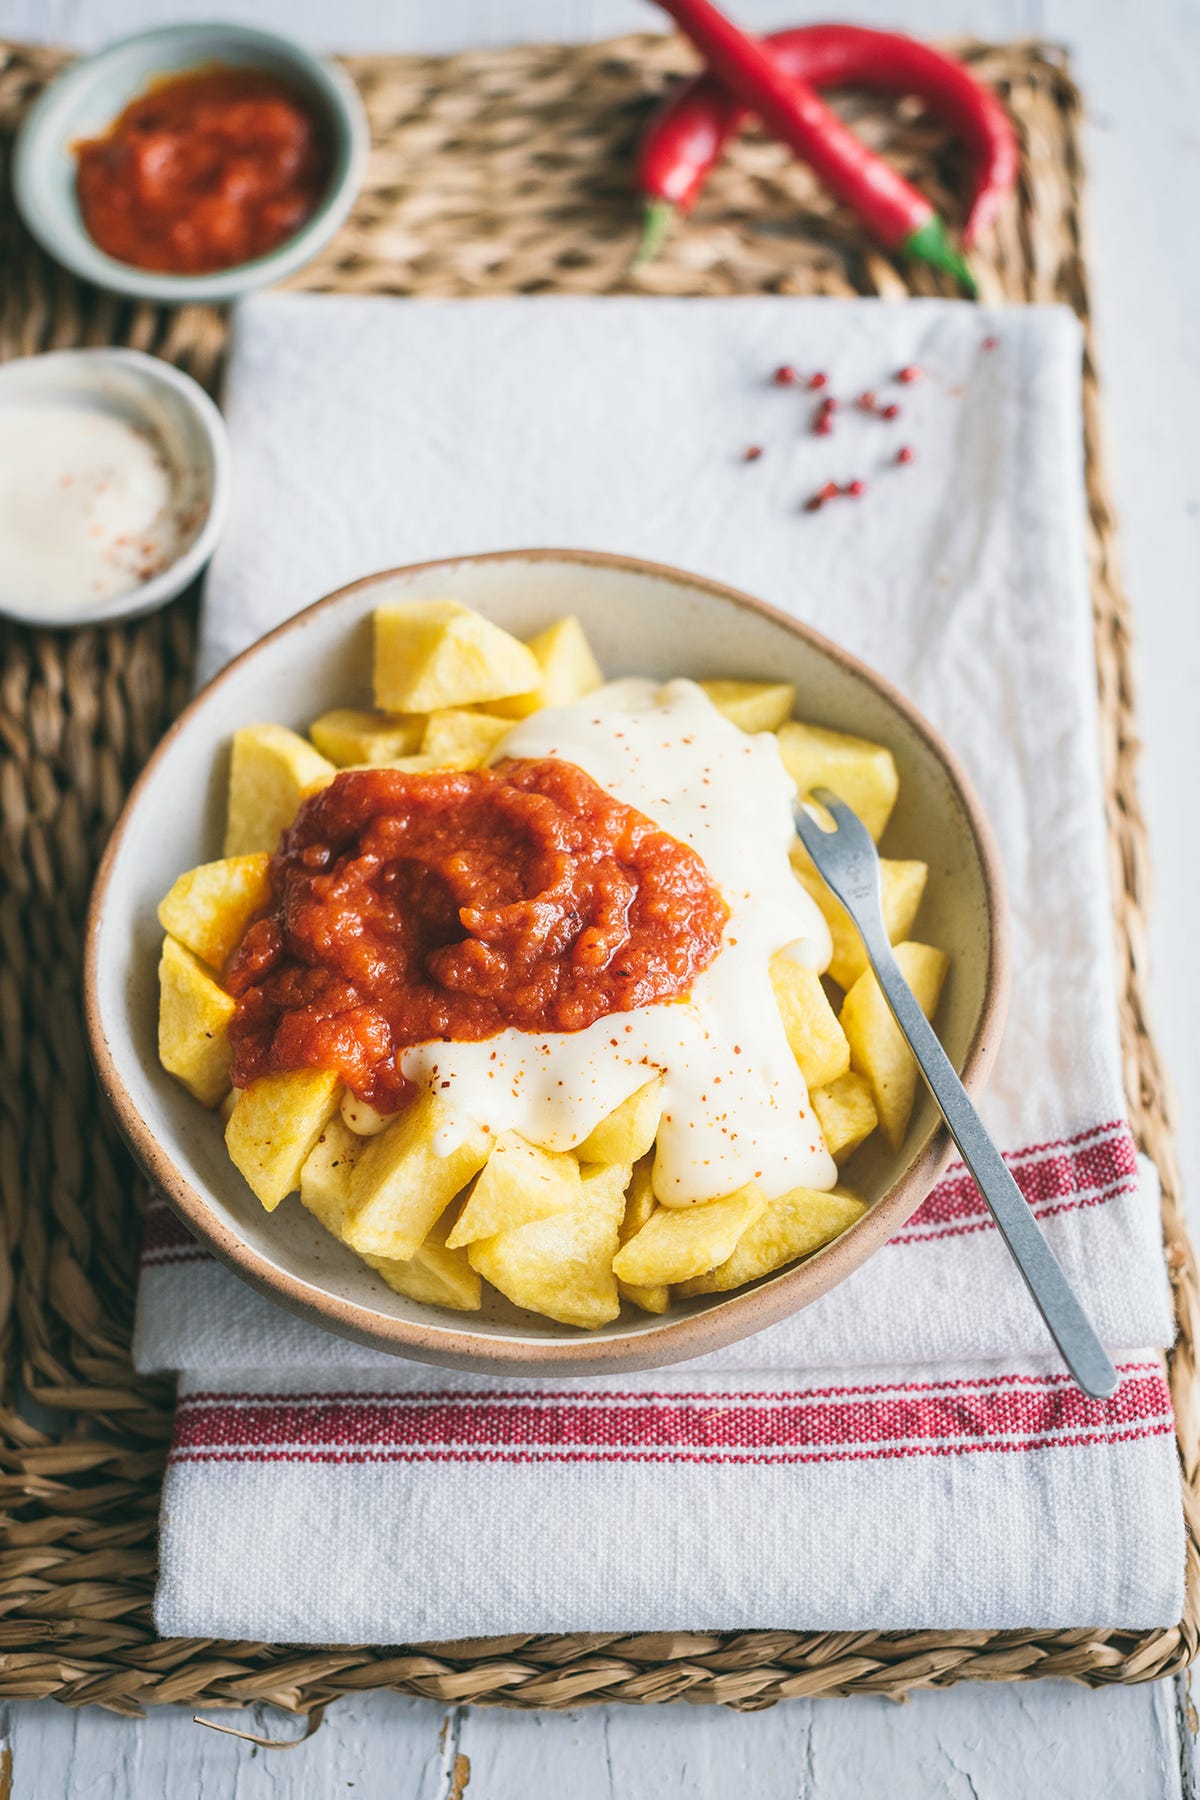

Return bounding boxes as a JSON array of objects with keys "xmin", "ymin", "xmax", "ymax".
[
  {"xmin": 225, "ymin": 760, "xmax": 730, "ymax": 1112},
  {"xmin": 75, "ymin": 67, "xmax": 331, "ymax": 274}
]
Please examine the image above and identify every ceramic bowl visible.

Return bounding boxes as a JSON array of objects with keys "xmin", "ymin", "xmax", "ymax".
[
  {"xmin": 85, "ymin": 550, "xmax": 1009, "ymax": 1374},
  {"xmin": 13, "ymin": 23, "xmax": 368, "ymax": 305},
  {"xmin": 0, "ymin": 348, "xmax": 230, "ymax": 628}
]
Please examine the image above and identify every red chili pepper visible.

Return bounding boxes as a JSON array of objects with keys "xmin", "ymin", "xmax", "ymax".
[{"xmin": 636, "ymin": 17, "xmax": 1015, "ymax": 275}]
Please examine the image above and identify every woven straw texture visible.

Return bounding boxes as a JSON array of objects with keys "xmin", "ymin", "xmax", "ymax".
[{"xmin": 0, "ymin": 32, "xmax": 1195, "ymax": 1715}]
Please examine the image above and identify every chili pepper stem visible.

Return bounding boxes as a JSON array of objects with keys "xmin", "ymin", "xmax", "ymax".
[
  {"xmin": 904, "ymin": 215, "xmax": 977, "ymax": 296},
  {"xmin": 632, "ymin": 197, "xmax": 677, "ymax": 267}
]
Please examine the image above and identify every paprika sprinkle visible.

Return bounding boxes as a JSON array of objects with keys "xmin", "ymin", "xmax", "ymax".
[{"xmin": 75, "ymin": 65, "xmax": 331, "ymax": 274}]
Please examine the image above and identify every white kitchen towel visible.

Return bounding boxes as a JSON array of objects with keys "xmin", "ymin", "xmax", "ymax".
[{"xmin": 139, "ymin": 295, "xmax": 1183, "ymax": 1639}]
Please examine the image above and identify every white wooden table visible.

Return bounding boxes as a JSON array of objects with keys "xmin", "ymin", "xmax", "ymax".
[{"xmin": 3, "ymin": 1, "xmax": 1198, "ymax": 1793}]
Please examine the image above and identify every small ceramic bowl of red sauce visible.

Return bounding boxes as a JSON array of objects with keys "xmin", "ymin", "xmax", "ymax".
[{"xmin": 13, "ymin": 23, "xmax": 368, "ymax": 305}]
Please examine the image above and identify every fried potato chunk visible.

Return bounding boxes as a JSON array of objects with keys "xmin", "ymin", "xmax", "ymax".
[
  {"xmin": 677, "ymin": 1186, "xmax": 866, "ymax": 1295},
  {"xmin": 612, "ymin": 1185, "xmax": 767, "ymax": 1288},
  {"xmin": 492, "ymin": 615, "xmax": 605, "ymax": 720},
  {"xmin": 841, "ymin": 942, "xmax": 950, "ymax": 1149},
  {"xmin": 300, "ymin": 1120, "xmax": 480, "ymax": 1311},
  {"xmin": 616, "ymin": 1154, "xmax": 669, "ymax": 1314},
  {"xmin": 810, "ymin": 1069, "xmax": 878, "ymax": 1164},
  {"xmin": 309, "ymin": 708, "xmax": 425, "ymax": 766},
  {"xmin": 157, "ymin": 935, "xmax": 236, "ymax": 1107},
  {"xmin": 698, "ymin": 679, "xmax": 795, "ymax": 733},
  {"xmin": 574, "ymin": 1076, "xmax": 665, "ymax": 1166},
  {"xmin": 330, "ymin": 753, "xmax": 475, "ymax": 777},
  {"xmin": 224, "ymin": 724, "xmax": 335, "ymax": 857},
  {"xmin": 445, "ymin": 1131, "xmax": 582, "ymax": 1248},
  {"xmin": 468, "ymin": 1159, "xmax": 629, "ymax": 1329},
  {"xmin": 792, "ymin": 855, "xmax": 928, "ymax": 990},
  {"xmin": 157, "ymin": 854, "xmax": 271, "ymax": 972},
  {"xmin": 340, "ymin": 1091, "xmax": 491, "ymax": 1261},
  {"xmin": 299, "ymin": 1114, "xmax": 365, "ymax": 1228},
  {"xmin": 369, "ymin": 1213, "xmax": 483, "ymax": 1312},
  {"xmin": 226, "ymin": 1069, "xmax": 342, "ymax": 1210},
  {"xmin": 373, "ymin": 600, "xmax": 541, "ymax": 713},
  {"xmin": 769, "ymin": 954, "xmax": 851, "ymax": 1088},
  {"xmin": 421, "ymin": 708, "xmax": 514, "ymax": 767},
  {"xmin": 776, "ymin": 721, "xmax": 898, "ymax": 842}
]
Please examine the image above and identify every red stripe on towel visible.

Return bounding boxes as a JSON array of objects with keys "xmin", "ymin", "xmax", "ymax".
[{"xmin": 169, "ymin": 1363, "xmax": 1172, "ymax": 1469}]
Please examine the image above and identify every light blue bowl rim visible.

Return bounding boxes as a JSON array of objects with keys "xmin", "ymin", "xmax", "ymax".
[{"xmin": 12, "ymin": 21, "xmax": 369, "ymax": 305}]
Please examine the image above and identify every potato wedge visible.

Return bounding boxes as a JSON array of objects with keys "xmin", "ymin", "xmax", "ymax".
[
  {"xmin": 309, "ymin": 708, "xmax": 425, "ymax": 766},
  {"xmin": 367, "ymin": 1213, "xmax": 482, "ymax": 1312},
  {"xmin": 157, "ymin": 854, "xmax": 271, "ymax": 973},
  {"xmin": 776, "ymin": 720, "xmax": 898, "ymax": 842},
  {"xmin": 445, "ymin": 1131, "xmax": 582, "ymax": 1248},
  {"xmin": 224, "ymin": 725, "xmax": 335, "ymax": 857},
  {"xmin": 810, "ymin": 1070, "xmax": 878, "ymax": 1164},
  {"xmin": 468, "ymin": 1158, "xmax": 629, "ymax": 1329},
  {"xmin": 698, "ymin": 679, "xmax": 795, "ymax": 733},
  {"xmin": 299, "ymin": 1114, "xmax": 365, "ymax": 1232},
  {"xmin": 341, "ymin": 1091, "xmax": 491, "ymax": 1260},
  {"xmin": 373, "ymin": 600, "xmax": 540, "ymax": 712},
  {"xmin": 157, "ymin": 935, "xmax": 236, "ymax": 1107},
  {"xmin": 301, "ymin": 1123, "xmax": 480, "ymax": 1311},
  {"xmin": 677, "ymin": 1186, "xmax": 866, "ymax": 1295},
  {"xmin": 769, "ymin": 954, "xmax": 851, "ymax": 1088},
  {"xmin": 612, "ymin": 1184, "xmax": 766, "ymax": 1287},
  {"xmin": 330, "ymin": 753, "xmax": 475, "ymax": 778},
  {"xmin": 841, "ymin": 941, "xmax": 950, "ymax": 1149},
  {"xmin": 421, "ymin": 708, "xmax": 514, "ymax": 767},
  {"xmin": 492, "ymin": 616, "xmax": 604, "ymax": 720},
  {"xmin": 617, "ymin": 1154, "xmax": 669, "ymax": 1314},
  {"xmin": 574, "ymin": 1076, "xmax": 664, "ymax": 1166},
  {"xmin": 792, "ymin": 855, "xmax": 928, "ymax": 990},
  {"xmin": 226, "ymin": 1069, "xmax": 342, "ymax": 1210}
]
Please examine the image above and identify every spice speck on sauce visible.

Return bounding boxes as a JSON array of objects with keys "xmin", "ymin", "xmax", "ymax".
[
  {"xmin": 771, "ymin": 364, "xmax": 798, "ymax": 386},
  {"xmin": 896, "ymin": 364, "xmax": 922, "ymax": 384},
  {"xmin": 896, "ymin": 445, "xmax": 916, "ymax": 466},
  {"xmin": 742, "ymin": 444, "xmax": 764, "ymax": 462}
]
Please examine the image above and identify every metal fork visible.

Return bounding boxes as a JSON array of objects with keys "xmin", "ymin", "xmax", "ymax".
[{"xmin": 795, "ymin": 787, "xmax": 1118, "ymax": 1399}]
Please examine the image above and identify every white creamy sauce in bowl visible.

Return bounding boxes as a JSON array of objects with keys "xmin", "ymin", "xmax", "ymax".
[
  {"xmin": 402, "ymin": 679, "xmax": 838, "ymax": 1205},
  {"xmin": 0, "ymin": 400, "xmax": 190, "ymax": 612},
  {"xmin": 0, "ymin": 349, "xmax": 227, "ymax": 627}
]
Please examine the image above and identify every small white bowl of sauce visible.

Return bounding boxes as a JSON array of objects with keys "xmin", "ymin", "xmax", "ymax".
[{"xmin": 0, "ymin": 347, "xmax": 229, "ymax": 628}]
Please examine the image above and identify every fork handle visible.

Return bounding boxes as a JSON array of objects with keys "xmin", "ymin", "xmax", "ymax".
[{"xmin": 864, "ymin": 931, "xmax": 1119, "ymax": 1398}]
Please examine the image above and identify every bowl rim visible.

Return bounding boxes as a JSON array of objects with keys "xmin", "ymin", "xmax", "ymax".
[
  {"xmin": 12, "ymin": 22, "xmax": 369, "ymax": 306},
  {"xmin": 84, "ymin": 547, "xmax": 1011, "ymax": 1375},
  {"xmin": 0, "ymin": 346, "xmax": 231, "ymax": 628}
]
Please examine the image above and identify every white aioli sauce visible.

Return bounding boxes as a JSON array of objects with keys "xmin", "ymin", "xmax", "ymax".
[
  {"xmin": 0, "ymin": 402, "xmax": 186, "ymax": 612},
  {"xmin": 401, "ymin": 679, "xmax": 838, "ymax": 1205}
]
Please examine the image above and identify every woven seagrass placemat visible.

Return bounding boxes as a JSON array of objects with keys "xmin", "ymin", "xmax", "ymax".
[{"xmin": 0, "ymin": 33, "xmax": 1196, "ymax": 1715}]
